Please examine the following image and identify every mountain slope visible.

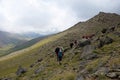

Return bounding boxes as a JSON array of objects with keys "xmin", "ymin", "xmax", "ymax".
[
  {"xmin": 6, "ymin": 35, "xmax": 49, "ymax": 54},
  {"xmin": 0, "ymin": 32, "xmax": 48, "ymax": 57},
  {"xmin": 0, "ymin": 31, "xmax": 29, "ymax": 56},
  {"xmin": 0, "ymin": 31, "xmax": 28, "ymax": 47},
  {"xmin": 0, "ymin": 31, "xmax": 32, "ymax": 56},
  {"xmin": 0, "ymin": 12, "xmax": 120, "ymax": 80},
  {"xmin": 21, "ymin": 32, "xmax": 45, "ymax": 39}
]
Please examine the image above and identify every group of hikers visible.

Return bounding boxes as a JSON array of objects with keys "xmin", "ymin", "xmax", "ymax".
[
  {"xmin": 54, "ymin": 32, "xmax": 100, "ymax": 65},
  {"xmin": 54, "ymin": 40, "xmax": 78, "ymax": 65},
  {"xmin": 54, "ymin": 24, "xmax": 119, "ymax": 65},
  {"xmin": 70, "ymin": 40, "xmax": 78, "ymax": 48}
]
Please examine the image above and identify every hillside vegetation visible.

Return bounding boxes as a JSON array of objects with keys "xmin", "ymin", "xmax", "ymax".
[
  {"xmin": 0, "ymin": 31, "xmax": 29, "ymax": 57},
  {"xmin": 0, "ymin": 36, "xmax": 48, "ymax": 57},
  {"xmin": 0, "ymin": 31, "xmax": 28, "ymax": 47},
  {"xmin": 0, "ymin": 12, "xmax": 120, "ymax": 80}
]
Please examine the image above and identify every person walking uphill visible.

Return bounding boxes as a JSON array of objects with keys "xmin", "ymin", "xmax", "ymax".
[
  {"xmin": 58, "ymin": 47, "xmax": 64, "ymax": 65},
  {"xmin": 70, "ymin": 42, "xmax": 74, "ymax": 48},
  {"xmin": 55, "ymin": 47, "xmax": 64, "ymax": 65},
  {"xmin": 55, "ymin": 47, "xmax": 60, "ymax": 61}
]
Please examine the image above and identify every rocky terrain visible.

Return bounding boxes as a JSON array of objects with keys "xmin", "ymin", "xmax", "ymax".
[{"xmin": 0, "ymin": 12, "xmax": 120, "ymax": 80}]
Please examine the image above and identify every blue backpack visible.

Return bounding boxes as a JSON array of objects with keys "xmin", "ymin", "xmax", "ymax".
[
  {"xmin": 58, "ymin": 52, "xmax": 62, "ymax": 57},
  {"xmin": 58, "ymin": 49, "xmax": 62, "ymax": 57}
]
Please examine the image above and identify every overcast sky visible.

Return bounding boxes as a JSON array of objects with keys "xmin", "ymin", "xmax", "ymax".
[{"xmin": 0, "ymin": 0, "xmax": 120, "ymax": 34}]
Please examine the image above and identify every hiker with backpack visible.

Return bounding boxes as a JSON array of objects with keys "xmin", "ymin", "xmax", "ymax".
[
  {"xmin": 55, "ymin": 47, "xmax": 60, "ymax": 61},
  {"xmin": 74, "ymin": 40, "xmax": 79, "ymax": 48},
  {"xmin": 55, "ymin": 47, "xmax": 64, "ymax": 65},
  {"xmin": 70, "ymin": 42, "xmax": 74, "ymax": 48},
  {"xmin": 58, "ymin": 47, "xmax": 64, "ymax": 65}
]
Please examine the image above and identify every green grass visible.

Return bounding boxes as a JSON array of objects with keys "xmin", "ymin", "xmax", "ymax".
[
  {"xmin": 0, "ymin": 31, "xmax": 69, "ymax": 77},
  {"xmin": 0, "ymin": 15, "xmax": 120, "ymax": 80},
  {"xmin": 0, "ymin": 32, "xmax": 120, "ymax": 80},
  {"xmin": 85, "ymin": 56, "xmax": 110, "ymax": 72},
  {"xmin": 0, "ymin": 44, "xmax": 15, "ymax": 57}
]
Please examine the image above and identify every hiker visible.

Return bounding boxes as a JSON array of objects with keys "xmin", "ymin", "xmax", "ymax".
[
  {"xmin": 58, "ymin": 47, "xmax": 64, "ymax": 65},
  {"xmin": 74, "ymin": 40, "xmax": 79, "ymax": 48},
  {"xmin": 70, "ymin": 42, "xmax": 74, "ymax": 48},
  {"xmin": 55, "ymin": 47, "xmax": 60, "ymax": 61},
  {"xmin": 74, "ymin": 40, "xmax": 78, "ymax": 46}
]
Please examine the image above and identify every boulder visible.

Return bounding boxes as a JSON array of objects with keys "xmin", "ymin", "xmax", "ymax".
[
  {"xmin": 106, "ymin": 72, "xmax": 119, "ymax": 79},
  {"xmin": 34, "ymin": 66, "xmax": 44, "ymax": 74},
  {"xmin": 30, "ymin": 64, "xmax": 35, "ymax": 68},
  {"xmin": 108, "ymin": 26, "xmax": 116, "ymax": 32},
  {"xmin": 76, "ymin": 75, "xmax": 85, "ymax": 80},
  {"xmin": 105, "ymin": 68, "xmax": 120, "ymax": 79},
  {"xmin": 81, "ymin": 45, "xmax": 95, "ymax": 59},
  {"xmin": 16, "ymin": 66, "xmax": 27, "ymax": 76},
  {"xmin": 98, "ymin": 36, "xmax": 113, "ymax": 48},
  {"xmin": 76, "ymin": 68, "xmax": 89, "ymax": 80},
  {"xmin": 79, "ymin": 61, "xmax": 90, "ymax": 71},
  {"xmin": 101, "ymin": 28, "xmax": 107, "ymax": 34},
  {"xmin": 97, "ymin": 39, "xmax": 104, "ymax": 48},
  {"xmin": 37, "ymin": 58, "xmax": 43, "ymax": 62},
  {"xmin": 114, "ymin": 32, "xmax": 120, "ymax": 37},
  {"xmin": 94, "ymin": 67, "xmax": 109, "ymax": 76},
  {"xmin": 85, "ymin": 54, "xmax": 98, "ymax": 60},
  {"xmin": 104, "ymin": 36, "xmax": 113, "ymax": 44},
  {"xmin": 79, "ymin": 40, "xmax": 91, "ymax": 47}
]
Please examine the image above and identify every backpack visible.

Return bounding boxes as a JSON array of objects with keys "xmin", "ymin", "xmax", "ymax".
[
  {"xmin": 58, "ymin": 52, "xmax": 62, "ymax": 57},
  {"xmin": 58, "ymin": 49, "xmax": 62, "ymax": 57}
]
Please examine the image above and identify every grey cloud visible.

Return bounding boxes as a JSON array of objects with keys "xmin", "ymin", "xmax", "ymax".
[
  {"xmin": 16, "ymin": 10, "xmax": 51, "ymax": 28},
  {"xmin": 0, "ymin": 0, "xmax": 120, "ymax": 34},
  {"xmin": 53, "ymin": 0, "xmax": 120, "ymax": 20}
]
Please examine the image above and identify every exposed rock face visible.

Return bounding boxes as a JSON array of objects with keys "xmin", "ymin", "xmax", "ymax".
[
  {"xmin": 85, "ymin": 54, "xmax": 98, "ymax": 60},
  {"xmin": 105, "ymin": 68, "xmax": 120, "ymax": 79},
  {"xmin": 76, "ymin": 69, "xmax": 89, "ymax": 80},
  {"xmin": 101, "ymin": 28, "xmax": 107, "ymax": 34},
  {"xmin": 34, "ymin": 66, "xmax": 45, "ymax": 74},
  {"xmin": 76, "ymin": 75, "xmax": 85, "ymax": 80},
  {"xmin": 81, "ymin": 45, "xmax": 96, "ymax": 59},
  {"xmin": 104, "ymin": 36, "xmax": 113, "ymax": 44},
  {"xmin": 79, "ymin": 40, "xmax": 91, "ymax": 47},
  {"xmin": 114, "ymin": 32, "xmax": 120, "ymax": 37},
  {"xmin": 98, "ymin": 36, "xmax": 113, "ymax": 48}
]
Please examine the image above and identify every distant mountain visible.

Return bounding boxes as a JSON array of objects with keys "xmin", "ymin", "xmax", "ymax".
[
  {"xmin": 0, "ymin": 31, "xmax": 28, "ymax": 47},
  {"xmin": 0, "ymin": 31, "xmax": 48, "ymax": 56},
  {"xmin": 6, "ymin": 35, "xmax": 48, "ymax": 54},
  {"xmin": 21, "ymin": 32, "xmax": 45, "ymax": 40}
]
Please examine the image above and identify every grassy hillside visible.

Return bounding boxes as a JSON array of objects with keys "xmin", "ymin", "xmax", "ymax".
[
  {"xmin": 0, "ymin": 31, "xmax": 28, "ymax": 47},
  {"xmin": 0, "ymin": 36, "xmax": 48, "ymax": 57},
  {"xmin": 0, "ymin": 31, "xmax": 29, "ymax": 56},
  {"xmin": 0, "ymin": 44, "xmax": 15, "ymax": 56},
  {"xmin": 0, "ymin": 12, "xmax": 120, "ymax": 80}
]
